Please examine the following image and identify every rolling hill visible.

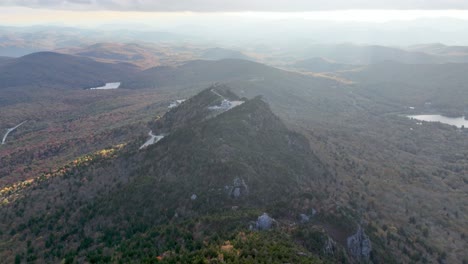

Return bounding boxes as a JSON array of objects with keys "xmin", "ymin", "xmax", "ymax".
[
  {"xmin": 300, "ymin": 44, "xmax": 439, "ymax": 64},
  {"xmin": 123, "ymin": 59, "xmax": 284, "ymax": 89},
  {"xmin": 0, "ymin": 52, "xmax": 138, "ymax": 89},
  {"xmin": 290, "ymin": 57, "xmax": 358, "ymax": 72},
  {"xmin": 200, "ymin": 47, "xmax": 253, "ymax": 61},
  {"xmin": 407, "ymin": 43, "xmax": 468, "ymax": 58},
  {"xmin": 338, "ymin": 61, "xmax": 468, "ymax": 115}
]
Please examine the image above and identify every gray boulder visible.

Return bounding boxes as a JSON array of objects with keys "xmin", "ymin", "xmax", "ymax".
[
  {"xmin": 256, "ymin": 213, "xmax": 275, "ymax": 230},
  {"xmin": 299, "ymin": 214, "xmax": 310, "ymax": 223},
  {"xmin": 347, "ymin": 226, "xmax": 372, "ymax": 261}
]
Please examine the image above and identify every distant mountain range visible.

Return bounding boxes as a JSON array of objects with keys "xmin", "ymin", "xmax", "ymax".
[
  {"xmin": 4, "ymin": 24, "xmax": 468, "ymax": 66},
  {"xmin": 287, "ymin": 43, "xmax": 468, "ymax": 66},
  {"xmin": 299, "ymin": 44, "xmax": 439, "ymax": 64},
  {"xmin": 55, "ymin": 43, "xmax": 196, "ymax": 70},
  {"xmin": 2, "ymin": 49, "xmax": 467, "ymax": 117},
  {"xmin": 0, "ymin": 26, "xmax": 188, "ymax": 57},
  {"xmin": 407, "ymin": 43, "xmax": 468, "ymax": 57},
  {"xmin": 55, "ymin": 43, "xmax": 254, "ymax": 70}
]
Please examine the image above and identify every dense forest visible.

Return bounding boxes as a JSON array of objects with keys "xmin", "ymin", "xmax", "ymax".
[{"xmin": 0, "ymin": 44, "xmax": 466, "ymax": 263}]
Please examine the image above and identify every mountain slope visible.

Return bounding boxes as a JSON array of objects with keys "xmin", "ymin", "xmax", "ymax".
[
  {"xmin": 0, "ymin": 52, "xmax": 138, "ymax": 89},
  {"xmin": 302, "ymin": 44, "xmax": 439, "ymax": 64},
  {"xmin": 291, "ymin": 57, "xmax": 358, "ymax": 72},
  {"xmin": 0, "ymin": 56, "xmax": 12, "ymax": 66},
  {"xmin": 0, "ymin": 87, "xmax": 357, "ymax": 263},
  {"xmin": 338, "ymin": 61, "xmax": 468, "ymax": 115},
  {"xmin": 136, "ymin": 91, "xmax": 328, "ymax": 207}
]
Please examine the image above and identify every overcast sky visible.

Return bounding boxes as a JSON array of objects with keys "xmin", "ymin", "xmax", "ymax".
[
  {"xmin": 1, "ymin": 1, "xmax": 468, "ymax": 46},
  {"xmin": 2, "ymin": 0, "xmax": 468, "ymax": 30},
  {"xmin": 2, "ymin": 0, "xmax": 468, "ymax": 11}
]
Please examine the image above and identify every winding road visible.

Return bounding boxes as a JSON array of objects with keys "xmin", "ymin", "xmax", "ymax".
[{"xmin": 2, "ymin": 121, "xmax": 26, "ymax": 145}]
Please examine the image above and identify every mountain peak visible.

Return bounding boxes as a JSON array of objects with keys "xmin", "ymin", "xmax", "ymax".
[
  {"xmin": 141, "ymin": 87, "xmax": 327, "ymax": 209},
  {"xmin": 150, "ymin": 84, "xmax": 242, "ymax": 132},
  {"xmin": 0, "ymin": 84, "xmax": 333, "ymax": 263}
]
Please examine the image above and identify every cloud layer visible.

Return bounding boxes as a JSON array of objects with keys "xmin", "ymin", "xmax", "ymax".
[{"xmin": 2, "ymin": 0, "xmax": 468, "ymax": 11}]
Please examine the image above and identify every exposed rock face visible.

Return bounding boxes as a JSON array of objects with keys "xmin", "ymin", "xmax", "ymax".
[
  {"xmin": 299, "ymin": 208, "xmax": 317, "ymax": 224},
  {"xmin": 168, "ymin": 99, "xmax": 186, "ymax": 109},
  {"xmin": 299, "ymin": 214, "xmax": 310, "ymax": 223},
  {"xmin": 256, "ymin": 213, "xmax": 274, "ymax": 230},
  {"xmin": 225, "ymin": 177, "xmax": 249, "ymax": 199},
  {"xmin": 233, "ymin": 188, "xmax": 241, "ymax": 198},
  {"xmin": 150, "ymin": 85, "xmax": 241, "ymax": 134},
  {"xmin": 208, "ymin": 99, "xmax": 244, "ymax": 111},
  {"xmin": 323, "ymin": 237, "xmax": 337, "ymax": 255},
  {"xmin": 311, "ymin": 208, "xmax": 317, "ymax": 216},
  {"xmin": 347, "ymin": 226, "xmax": 372, "ymax": 261}
]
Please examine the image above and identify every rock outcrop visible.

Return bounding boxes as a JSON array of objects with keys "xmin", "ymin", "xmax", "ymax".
[
  {"xmin": 299, "ymin": 214, "xmax": 310, "ymax": 223},
  {"xmin": 225, "ymin": 177, "xmax": 249, "ymax": 199},
  {"xmin": 299, "ymin": 208, "xmax": 317, "ymax": 224},
  {"xmin": 347, "ymin": 226, "xmax": 372, "ymax": 261},
  {"xmin": 323, "ymin": 237, "xmax": 337, "ymax": 255}
]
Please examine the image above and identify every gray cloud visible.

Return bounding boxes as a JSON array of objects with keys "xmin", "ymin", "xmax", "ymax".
[{"xmin": 2, "ymin": 0, "xmax": 468, "ymax": 11}]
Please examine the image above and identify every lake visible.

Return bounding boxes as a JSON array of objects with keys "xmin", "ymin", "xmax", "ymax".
[
  {"xmin": 90, "ymin": 82, "xmax": 121, "ymax": 90},
  {"xmin": 408, "ymin": 115, "xmax": 468, "ymax": 128}
]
